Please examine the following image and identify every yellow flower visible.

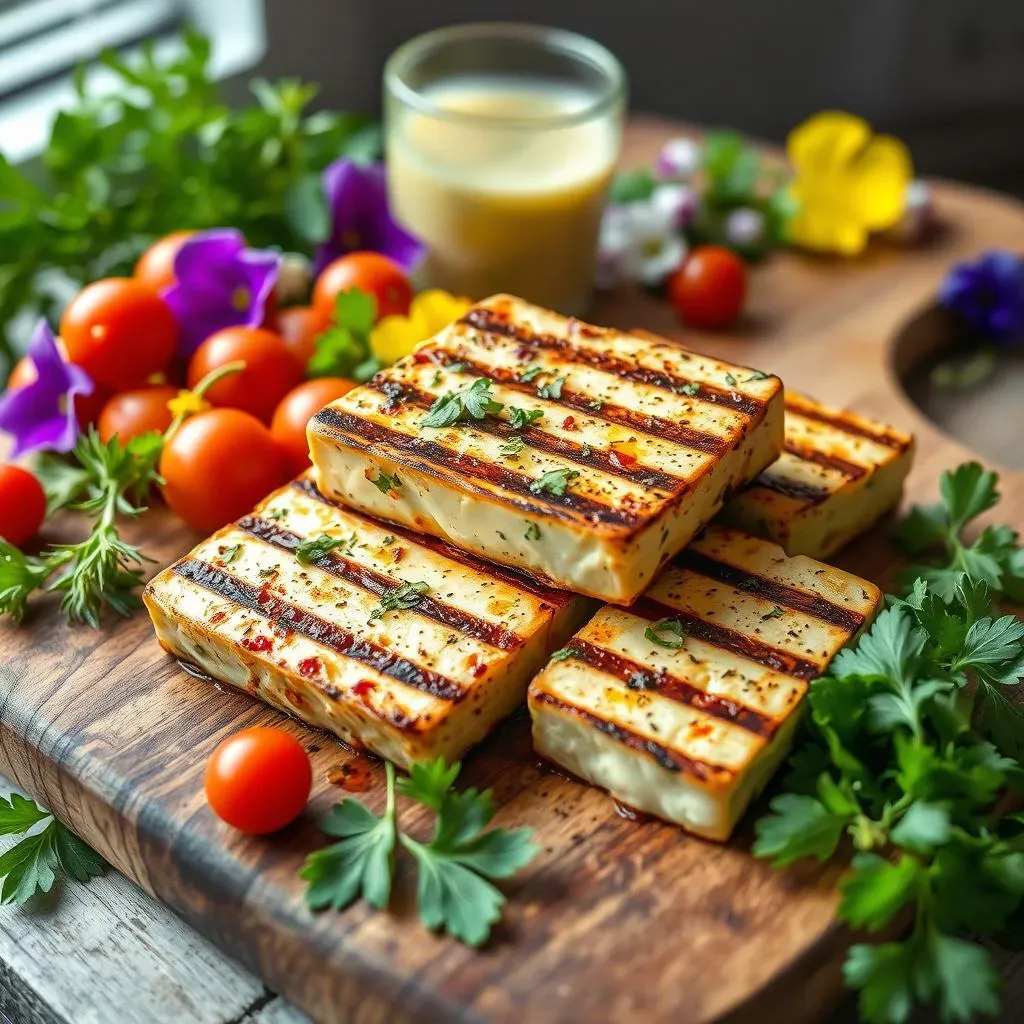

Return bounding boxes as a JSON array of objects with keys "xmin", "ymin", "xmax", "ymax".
[
  {"xmin": 786, "ymin": 111, "xmax": 912, "ymax": 256},
  {"xmin": 166, "ymin": 390, "xmax": 210, "ymax": 420},
  {"xmin": 369, "ymin": 290, "xmax": 473, "ymax": 365}
]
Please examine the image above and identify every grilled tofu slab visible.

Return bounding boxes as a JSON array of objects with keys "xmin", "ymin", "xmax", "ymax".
[
  {"xmin": 720, "ymin": 391, "xmax": 914, "ymax": 559},
  {"xmin": 308, "ymin": 294, "xmax": 784, "ymax": 605},
  {"xmin": 144, "ymin": 477, "xmax": 591, "ymax": 768},
  {"xmin": 528, "ymin": 526, "xmax": 881, "ymax": 841}
]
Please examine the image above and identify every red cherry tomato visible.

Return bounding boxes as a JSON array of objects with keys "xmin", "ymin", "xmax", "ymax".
[
  {"xmin": 667, "ymin": 246, "xmax": 748, "ymax": 330},
  {"xmin": 60, "ymin": 278, "xmax": 178, "ymax": 390},
  {"xmin": 8, "ymin": 352, "xmax": 110, "ymax": 426},
  {"xmin": 160, "ymin": 408, "xmax": 290, "ymax": 532},
  {"xmin": 313, "ymin": 252, "xmax": 412, "ymax": 322},
  {"xmin": 271, "ymin": 377, "xmax": 356, "ymax": 476},
  {"xmin": 97, "ymin": 386, "xmax": 178, "ymax": 444},
  {"xmin": 187, "ymin": 327, "xmax": 303, "ymax": 424},
  {"xmin": 276, "ymin": 305, "xmax": 327, "ymax": 371},
  {"xmin": 0, "ymin": 465, "xmax": 47, "ymax": 548},
  {"xmin": 204, "ymin": 727, "xmax": 312, "ymax": 834},
  {"xmin": 134, "ymin": 230, "xmax": 196, "ymax": 292}
]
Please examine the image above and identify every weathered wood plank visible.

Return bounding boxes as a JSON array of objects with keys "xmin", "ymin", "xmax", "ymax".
[{"xmin": 2, "ymin": 118, "xmax": 1024, "ymax": 1024}]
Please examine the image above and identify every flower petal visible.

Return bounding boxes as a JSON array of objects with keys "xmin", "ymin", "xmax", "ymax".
[
  {"xmin": 849, "ymin": 134, "xmax": 912, "ymax": 230},
  {"xmin": 172, "ymin": 229, "xmax": 246, "ymax": 289},
  {"xmin": 370, "ymin": 311, "xmax": 429, "ymax": 364},
  {"xmin": 410, "ymin": 290, "xmax": 472, "ymax": 336},
  {"xmin": 237, "ymin": 247, "xmax": 282, "ymax": 327}
]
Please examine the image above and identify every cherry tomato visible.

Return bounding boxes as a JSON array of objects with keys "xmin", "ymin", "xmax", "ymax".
[
  {"xmin": 313, "ymin": 252, "xmax": 412, "ymax": 322},
  {"xmin": 134, "ymin": 230, "xmax": 195, "ymax": 292},
  {"xmin": 667, "ymin": 246, "xmax": 748, "ymax": 330},
  {"xmin": 160, "ymin": 408, "xmax": 289, "ymax": 532},
  {"xmin": 204, "ymin": 727, "xmax": 312, "ymax": 834},
  {"xmin": 8, "ymin": 352, "xmax": 110, "ymax": 426},
  {"xmin": 271, "ymin": 378, "xmax": 355, "ymax": 476},
  {"xmin": 60, "ymin": 278, "xmax": 178, "ymax": 390},
  {"xmin": 0, "ymin": 465, "xmax": 47, "ymax": 547},
  {"xmin": 97, "ymin": 386, "xmax": 178, "ymax": 444},
  {"xmin": 276, "ymin": 305, "xmax": 327, "ymax": 371},
  {"xmin": 187, "ymin": 327, "xmax": 303, "ymax": 424}
]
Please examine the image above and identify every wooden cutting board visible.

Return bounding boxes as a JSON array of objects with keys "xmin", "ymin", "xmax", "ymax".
[{"xmin": 3, "ymin": 118, "xmax": 1024, "ymax": 1024}]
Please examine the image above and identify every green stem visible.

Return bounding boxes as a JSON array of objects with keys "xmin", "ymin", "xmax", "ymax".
[
  {"xmin": 384, "ymin": 760, "xmax": 396, "ymax": 827},
  {"xmin": 163, "ymin": 359, "xmax": 247, "ymax": 440}
]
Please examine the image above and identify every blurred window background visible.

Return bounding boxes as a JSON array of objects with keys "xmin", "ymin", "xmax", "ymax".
[{"xmin": 3, "ymin": 0, "xmax": 1024, "ymax": 192}]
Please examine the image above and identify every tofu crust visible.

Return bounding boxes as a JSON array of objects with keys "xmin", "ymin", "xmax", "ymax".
[
  {"xmin": 528, "ymin": 526, "xmax": 881, "ymax": 840},
  {"xmin": 145, "ymin": 477, "xmax": 591, "ymax": 768},
  {"xmin": 309, "ymin": 294, "xmax": 784, "ymax": 604}
]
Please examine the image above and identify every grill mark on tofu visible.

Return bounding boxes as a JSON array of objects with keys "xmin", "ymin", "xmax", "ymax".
[
  {"xmin": 236, "ymin": 515, "xmax": 524, "ymax": 651},
  {"xmin": 782, "ymin": 441, "xmax": 868, "ymax": 480},
  {"xmin": 531, "ymin": 690, "xmax": 733, "ymax": 784},
  {"xmin": 754, "ymin": 471, "xmax": 834, "ymax": 505},
  {"xmin": 460, "ymin": 307, "xmax": 768, "ymax": 417},
  {"xmin": 567, "ymin": 638, "xmax": 776, "ymax": 736},
  {"xmin": 312, "ymin": 407, "xmax": 641, "ymax": 527},
  {"xmin": 784, "ymin": 398, "xmax": 910, "ymax": 450},
  {"xmin": 173, "ymin": 558, "xmax": 465, "ymax": 702},
  {"xmin": 629, "ymin": 597, "xmax": 823, "ymax": 681},
  {"xmin": 427, "ymin": 351, "xmax": 733, "ymax": 456},
  {"xmin": 291, "ymin": 477, "xmax": 574, "ymax": 605},
  {"xmin": 674, "ymin": 549, "xmax": 867, "ymax": 631},
  {"xmin": 366, "ymin": 379, "xmax": 683, "ymax": 493}
]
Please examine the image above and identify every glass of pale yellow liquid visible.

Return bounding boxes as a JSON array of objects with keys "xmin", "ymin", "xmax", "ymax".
[{"xmin": 384, "ymin": 23, "xmax": 626, "ymax": 316}]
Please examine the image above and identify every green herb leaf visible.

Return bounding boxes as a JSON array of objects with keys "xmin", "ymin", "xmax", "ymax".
[
  {"xmin": 524, "ymin": 522, "xmax": 541, "ymax": 541},
  {"xmin": 0, "ymin": 793, "xmax": 50, "ymax": 836},
  {"xmin": 368, "ymin": 580, "xmax": 429, "ymax": 623},
  {"xmin": 724, "ymin": 373, "xmax": 738, "ymax": 387},
  {"xmin": 529, "ymin": 468, "xmax": 579, "ymax": 497},
  {"xmin": 536, "ymin": 376, "xmax": 565, "ymax": 400},
  {"xmin": 838, "ymin": 852, "xmax": 922, "ymax": 932},
  {"xmin": 221, "ymin": 543, "xmax": 242, "ymax": 564},
  {"xmin": 519, "ymin": 365, "xmax": 545, "ymax": 383},
  {"xmin": 644, "ymin": 618, "xmax": 686, "ymax": 649},
  {"xmin": 744, "ymin": 371, "xmax": 770, "ymax": 382},
  {"xmin": 610, "ymin": 168, "xmax": 656, "ymax": 204},
  {"xmin": 753, "ymin": 791, "xmax": 851, "ymax": 867},
  {"xmin": 760, "ymin": 605, "xmax": 784, "ymax": 621},
  {"xmin": 422, "ymin": 378, "xmax": 503, "ymax": 428},
  {"xmin": 676, "ymin": 382, "xmax": 700, "ymax": 397},
  {"xmin": 508, "ymin": 407, "xmax": 544, "ymax": 429},
  {"xmin": 373, "ymin": 470, "xmax": 401, "ymax": 494},
  {"xmin": 888, "ymin": 802, "xmax": 951, "ymax": 854},
  {"xmin": 295, "ymin": 534, "xmax": 348, "ymax": 564},
  {"xmin": 549, "ymin": 647, "xmax": 579, "ymax": 663},
  {"xmin": 499, "ymin": 435, "xmax": 526, "ymax": 458}
]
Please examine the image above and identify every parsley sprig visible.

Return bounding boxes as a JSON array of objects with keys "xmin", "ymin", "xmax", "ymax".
[
  {"xmin": 1, "ymin": 429, "xmax": 162, "ymax": 625},
  {"xmin": 0, "ymin": 793, "xmax": 103, "ymax": 904},
  {"xmin": 755, "ymin": 462, "xmax": 1024, "ymax": 1024},
  {"xmin": 368, "ymin": 580, "xmax": 430, "ymax": 623},
  {"xmin": 308, "ymin": 289, "xmax": 380, "ymax": 382},
  {"xmin": 422, "ymin": 378, "xmax": 503, "ymax": 428},
  {"xmin": 301, "ymin": 758, "xmax": 538, "ymax": 945}
]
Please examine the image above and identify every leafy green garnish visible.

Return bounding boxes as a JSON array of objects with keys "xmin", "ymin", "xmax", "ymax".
[
  {"xmin": 724, "ymin": 372, "xmax": 738, "ymax": 387},
  {"xmin": 610, "ymin": 168, "xmax": 656, "ymax": 205},
  {"xmin": 499, "ymin": 435, "xmax": 526, "ymax": 458},
  {"xmin": 519, "ymin": 365, "xmax": 545, "ymax": 383},
  {"xmin": 0, "ymin": 31, "xmax": 377, "ymax": 374},
  {"xmin": 524, "ymin": 522, "xmax": 541, "ymax": 541},
  {"xmin": 761, "ymin": 606, "xmax": 785, "ymax": 621},
  {"xmin": 644, "ymin": 618, "xmax": 686, "ymax": 649},
  {"xmin": 368, "ymin": 580, "xmax": 429, "ymax": 623},
  {"xmin": 508, "ymin": 407, "xmax": 544, "ymax": 430},
  {"xmin": 754, "ymin": 462, "xmax": 1024, "ymax": 1024},
  {"xmin": 536, "ymin": 376, "xmax": 566, "ymax": 400},
  {"xmin": 895, "ymin": 461, "xmax": 1024, "ymax": 603},
  {"xmin": 529, "ymin": 468, "xmax": 580, "ymax": 497},
  {"xmin": 422, "ymin": 378, "xmax": 503, "ymax": 428},
  {"xmin": 744, "ymin": 371, "xmax": 771, "ymax": 382},
  {"xmin": 221, "ymin": 544, "xmax": 242, "ymax": 565},
  {"xmin": 308, "ymin": 289, "xmax": 378, "ymax": 381},
  {"xmin": 676, "ymin": 382, "xmax": 700, "ymax": 397},
  {"xmin": 0, "ymin": 793, "xmax": 103, "ymax": 904},
  {"xmin": 372, "ymin": 470, "xmax": 401, "ymax": 494},
  {"xmin": 549, "ymin": 647, "xmax": 579, "ymax": 663},
  {"xmin": 295, "ymin": 534, "xmax": 348, "ymax": 564},
  {"xmin": 301, "ymin": 758, "xmax": 538, "ymax": 946}
]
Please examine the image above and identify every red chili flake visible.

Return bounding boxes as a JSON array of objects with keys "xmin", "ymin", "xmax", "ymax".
[
  {"xmin": 241, "ymin": 635, "xmax": 273, "ymax": 653},
  {"xmin": 412, "ymin": 349, "xmax": 433, "ymax": 364},
  {"xmin": 610, "ymin": 450, "xmax": 638, "ymax": 469},
  {"xmin": 257, "ymin": 583, "xmax": 274, "ymax": 604},
  {"xmin": 562, "ymin": 415, "xmax": 577, "ymax": 431},
  {"xmin": 352, "ymin": 679, "xmax": 376, "ymax": 698},
  {"xmin": 298, "ymin": 656, "xmax": 322, "ymax": 678}
]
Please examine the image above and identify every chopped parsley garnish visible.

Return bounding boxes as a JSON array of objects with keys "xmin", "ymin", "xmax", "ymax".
[
  {"xmin": 373, "ymin": 470, "xmax": 402, "ymax": 494},
  {"xmin": 725, "ymin": 372, "xmax": 738, "ymax": 387},
  {"xmin": 744, "ymin": 370, "xmax": 770, "ymax": 382},
  {"xmin": 296, "ymin": 534, "xmax": 350, "ymax": 564},
  {"xmin": 221, "ymin": 543, "xmax": 242, "ymax": 564},
  {"xmin": 644, "ymin": 618, "xmax": 686, "ymax": 649},
  {"xmin": 499, "ymin": 435, "xmax": 526, "ymax": 458},
  {"xmin": 589, "ymin": 398, "xmax": 604, "ymax": 412},
  {"xmin": 536, "ymin": 376, "xmax": 566, "ymax": 400},
  {"xmin": 422, "ymin": 377, "xmax": 502, "ymax": 428},
  {"xmin": 446, "ymin": 360, "xmax": 468, "ymax": 373},
  {"xmin": 508, "ymin": 406, "xmax": 544, "ymax": 429},
  {"xmin": 580, "ymin": 443, "xmax": 592, "ymax": 457},
  {"xmin": 760, "ymin": 606, "xmax": 784, "ymax": 621},
  {"xmin": 369, "ymin": 580, "xmax": 430, "ymax": 623},
  {"xmin": 524, "ymin": 522, "xmax": 541, "ymax": 541},
  {"xmin": 382, "ymin": 535, "xmax": 395, "ymax": 546},
  {"xmin": 520, "ymin": 365, "xmax": 545, "ymax": 383},
  {"xmin": 677, "ymin": 382, "xmax": 700, "ymax": 397},
  {"xmin": 549, "ymin": 646, "xmax": 579, "ymax": 662},
  {"xmin": 267, "ymin": 508, "xmax": 287, "ymax": 521},
  {"xmin": 529, "ymin": 467, "xmax": 580, "ymax": 497}
]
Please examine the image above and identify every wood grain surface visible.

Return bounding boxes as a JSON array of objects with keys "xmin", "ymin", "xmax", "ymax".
[{"xmin": 2, "ymin": 117, "xmax": 1024, "ymax": 1024}]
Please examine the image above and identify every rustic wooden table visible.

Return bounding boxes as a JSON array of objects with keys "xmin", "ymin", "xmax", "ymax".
[{"xmin": 3, "ymin": 117, "xmax": 1024, "ymax": 1024}]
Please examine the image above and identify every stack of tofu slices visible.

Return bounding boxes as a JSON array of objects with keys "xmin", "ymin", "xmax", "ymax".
[{"xmin": 146, "ymin": 295, "xmax": 913, "ymax": 841}]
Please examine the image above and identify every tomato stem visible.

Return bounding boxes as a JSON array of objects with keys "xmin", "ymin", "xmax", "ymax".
[{"xmin": 163, "ymin": 360, "xmax": 247, "ymax": 441}]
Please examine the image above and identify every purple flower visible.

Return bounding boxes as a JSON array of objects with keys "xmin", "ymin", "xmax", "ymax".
[
  {"xmin": 939, "ymin": 249, "xmax": 1024, "ymax": 345},
  {"xmin": 0, "ymin": 319, "xmax": 93, "ymax": 457},
  {"xmin": 314, "ymin": 160, "xmax": 424, "ymax": 276},
  {"xmin": 163, "ymin": 229, "xmax": 281, "ymax": 358}
]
